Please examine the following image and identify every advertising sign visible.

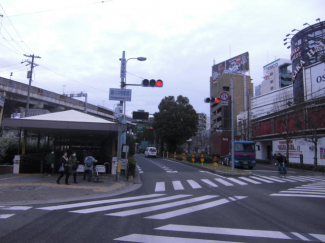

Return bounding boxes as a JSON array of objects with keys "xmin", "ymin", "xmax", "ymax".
[
  {"xmin": 304, "ymin": 62, "xmax": 325, "ymax": 100},
  {"xmin": 212, "ymin": 52, "xmax": 249, "ymax": 82},
  {"xmin": 320, "ymin": 147, "xmax": 325, "ymax": 160},
  {"xmin": 273, "ymin": 140, "xmax": 302, "ymax": 158}
]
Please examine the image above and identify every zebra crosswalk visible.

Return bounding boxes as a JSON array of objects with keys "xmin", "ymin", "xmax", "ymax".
[
  {"xmin": 154, "ymin": 175, "xmax": 325, "ymax": 192},
  {"xmin": 270, "ymin": 181, "xmax": 325, "ymax": 198},
  {"xmin": 0, "ymin": 206, "xmax": 32, "ymax": 220},
  {"xmin": 36, "ymin": 194, "xmax": 246, "ymax": 220},
  {"xmin": 114, "ymin": 224, "xmax": 325, "ymax": 242}
]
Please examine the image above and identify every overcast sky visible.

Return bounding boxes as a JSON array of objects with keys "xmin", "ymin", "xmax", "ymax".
[{"xmin": 0, "ymin": 0, "xmax": 324, "ymax": 117}]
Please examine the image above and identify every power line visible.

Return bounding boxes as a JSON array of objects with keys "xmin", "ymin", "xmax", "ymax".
[
  {"xmin": 0, "ymin": 4, "xmax": 34, "ymax": 53},
  {"xmin": 39, "ymin": 65, "xmax": 108, "ymax": 93},
  {"xmin": 6, "ymin": 1, "xmax": 112, "ymax": 17}
]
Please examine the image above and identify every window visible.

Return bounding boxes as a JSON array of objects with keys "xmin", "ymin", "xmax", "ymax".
[
  {"xmin": 270, "ymin": 80, "xmax": 273, "ymax": 83},
  {"xmin": 223, "ymin": 86, "xmax": 230, "ymax": 91}
]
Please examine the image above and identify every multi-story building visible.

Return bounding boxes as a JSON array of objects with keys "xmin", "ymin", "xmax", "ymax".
[
  {"xmin": 210, "ymin": 73, "xmax": 253, "ymax": 155},
  {"xmin": 255, "ymin": 58, "xmax": 292, "ymax": 96},
  {"xmin": 197, "ymin": 113, "xmax": 207, "ymax": 134}
]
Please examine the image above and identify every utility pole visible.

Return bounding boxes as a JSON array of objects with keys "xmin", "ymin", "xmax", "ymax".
[
  {"xmin": 231, "ymin": 78, "xmax": 235, "ymax": 171},
  {"xmin": 24, "ymin": 54, "xmax": 41, "ymax": 117}
]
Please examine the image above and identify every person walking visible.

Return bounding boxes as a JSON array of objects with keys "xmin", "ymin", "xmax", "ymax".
[
  {"xmin": 69, "ymin": 151, "xmax": 79, "ymax": 184},
  {"xmin": 45, "ymin": 151, "xmax": 55, "ymax": 176},
  {"xmin": 83, "ymin": 154, "xmax": 97, "ymax": 182},
  {"xmin": 56, "ymin": 152, "xmax": 71, "ymax": 185}
]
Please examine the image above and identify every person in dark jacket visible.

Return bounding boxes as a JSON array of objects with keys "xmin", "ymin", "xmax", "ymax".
[
  {"xmin": 56, "ymin": 152, "xmax": 70, "ymax": 185},
  {"xmin": 68, "ymin": 151, "xmax": 79, "ymax": 184},
  {"xmin": 45, "ymin": 151, "xmax": 55, "ymax": 176},
  {"xmin": 276, "ymin": 153, "xmax": 287, "ymax": 174}
]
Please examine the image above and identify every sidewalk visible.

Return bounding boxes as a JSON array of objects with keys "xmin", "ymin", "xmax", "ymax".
[{"xmin": 0, "ymin": 173, "xmax": 141, "ymax": 206}]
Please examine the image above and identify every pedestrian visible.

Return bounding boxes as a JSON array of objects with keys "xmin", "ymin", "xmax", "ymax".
[
  {"xmin": 69, "ymin": 151, "xmax": 79, "ymax": 184},
  {"xmin": 83, "ymin": 154, "xmax": 97, "ymax": 182},
  {"xmin": 276, "ymin": 153, "xmax": 287, "ymax": 174},
  {"xmin": 45, "ymin": 151, "xmax": 55, "ymax": 176},
  {"xmin": 56, "ymin": 152, "xmax": 71, "ymax": 185}
]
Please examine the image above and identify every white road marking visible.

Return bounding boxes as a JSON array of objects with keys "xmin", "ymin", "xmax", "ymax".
[
  {"xmin": 155, "ymin": 182, "xmax": 165, "ymax": 192},
  {"xmin": 256, "ymin": 176, "xmax": 286, "ymax": 183},
  {"xmin": 0, "ymin": 206, "xmax": 32, "ymax": 211},
  {"xmin": 238, "ymin": 177, "xmax": 261, "ymax": 184},
  {"xmin": 270, "ymin": 193, "xmax": 325, "ymax": 198},
  {"xmin": 145, "ymin": 196, "xmax": 246, "ymax": 220},
  {"xmin": 114, "ymin": 234, "xmax": 242, "ymax": 243},
  {"xmin": 0, "ymin": 214, "xmax": 15, "ymax": 219},
  {"xmin": 250, "ymin": 176, "xmax": 274, "ymax": 183},
  {"xmin": 201, "ymin": 179, "xmax": 218, "ymax": 187},
  {"xmin": 156, "ymin": 224, "xmax": 291, "ymax": 240},
  {"xmin": 172, "ymin": 181, "xmax": 184, "ymax": 190},
  {"xmin": 187, "ymin": 180, "xmax": 202, "ymax": 189},
  {"xmin": 70, "ymin": 194, "xmax": 190, "ymax": 214},
  {"xmin": 280, "ymin": 191, "xmax": 325, "ymax": 195},
  {"xmin": 269, "ymin": 176, "xmax": 297, "ymax": 182},
  {"xmin": 136, "ymin": 165, "xmax": 143, "ymax": 173},
  {"xmin": 214, "ymin": 178, "xmax": 233, "ymax": 186},
  {"xmin": 200, "ymin": 170, "xmax": 227, "ymax": 178},
  {"xmin": 288, "ymin": 188, "xmax": 325, "ymax": 192},
  {"xmin": 106, "ymin": 195, "xmax": 218, "ymax": 217},
  {"xmin": 155, "ymin": 224, "xmax": 325, "ymax": 242},
  {"xmin": 291, "ymin": 232, "xmax": 313, "ymax": 241},
  {"xmin": 226, "ymin": 178, "xmax": 248, "ymax": 185},
  {"xmin": 37, "ymin": 194, "xmax": 165, "ymax": 211}
]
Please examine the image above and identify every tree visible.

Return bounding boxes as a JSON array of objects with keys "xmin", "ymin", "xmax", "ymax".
[
  {"xmin": 303, "ymin": 102, "xmax": 325, "ymax": 167},
  {"xmin": 153, "ymin": 95, "xmax": 198, "ymax": 153}
]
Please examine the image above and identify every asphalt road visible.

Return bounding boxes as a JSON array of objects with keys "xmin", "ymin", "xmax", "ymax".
[{"xmin": 0, "ymin": 154, "xmax": 324, "ymax": 243}]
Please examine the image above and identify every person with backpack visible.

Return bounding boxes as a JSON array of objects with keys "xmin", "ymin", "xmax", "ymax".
[{"xmin": 83, "ymin": 154, "xmax": 97, "ymax": 182}]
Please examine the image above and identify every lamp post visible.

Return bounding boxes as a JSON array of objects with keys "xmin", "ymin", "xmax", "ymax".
[{"xmin": 116, "ymin": 51, "xmax": 146, "ymax": 181}]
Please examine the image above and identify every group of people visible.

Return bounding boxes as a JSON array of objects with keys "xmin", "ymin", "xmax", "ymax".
[{"xmin": 51, "ymin": 151, "xmax": 97, "ymax": 185}]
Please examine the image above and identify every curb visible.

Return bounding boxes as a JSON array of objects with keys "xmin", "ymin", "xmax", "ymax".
[
  {"xmin": 133, "ymin": 167, "xmax": 142, "ymax": 184},
  {"xmin": 167, "ymin": 159, "xmax": 252, "ymax": 177}
]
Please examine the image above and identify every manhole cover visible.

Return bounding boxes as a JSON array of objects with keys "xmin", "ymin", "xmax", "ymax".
[{"xmin": 19, "ymin": 186, "xmax": 36, "ymax": 190}]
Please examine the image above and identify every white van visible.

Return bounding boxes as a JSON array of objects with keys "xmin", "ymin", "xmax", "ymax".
[{"xmin": 145, "ymin": 147, "xmax": 157, "ymax": 158}]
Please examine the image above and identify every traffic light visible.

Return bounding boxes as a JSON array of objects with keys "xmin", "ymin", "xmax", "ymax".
[
  {"xmin": 204, "ymin": 97, "xmax": 220, "ymax": 103},
  {"xmin": 142, "ymin": 79, "xmax": 163, "ymax": 87}
]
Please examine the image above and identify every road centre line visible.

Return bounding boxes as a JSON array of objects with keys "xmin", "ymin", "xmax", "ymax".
[
  {"xmin": 70, "ymin": 194, "xmax": 190, "ymax": 214},
  {"xmin": 37, "ymin": 194, "xmax": 164, "ymax": 211},
  {"xmin": 106, "ymin": 195, "xmax": 218, "ymax": 217}
]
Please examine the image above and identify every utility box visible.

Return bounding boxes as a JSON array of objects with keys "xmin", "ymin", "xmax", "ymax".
[{"xmin": 13, "ymin": 155, "xmax": 20, "ymax": 174}]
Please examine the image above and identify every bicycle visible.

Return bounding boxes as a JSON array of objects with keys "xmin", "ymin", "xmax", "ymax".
[
  {"xmin": 277, "ymin": 163, "xmax": 286, "ymax": 178},
  {"xmin": 93, "ymin": 165, "xmax": 100, "ymax": 183}
]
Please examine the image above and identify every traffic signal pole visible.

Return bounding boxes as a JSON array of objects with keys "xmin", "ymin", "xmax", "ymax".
[
  {"xmin": 231, "ymin": 78, "xmax": 235, "ymax": 171},
  {"xmin": 116, "ymin": 51, "xmax": 126, "ymax": 181}
]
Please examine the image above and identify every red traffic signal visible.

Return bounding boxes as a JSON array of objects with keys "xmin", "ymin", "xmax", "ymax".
[
  {"xmin": 204, "ymin": 97, "xmax": 220, "ymax": 103},
  {"xmin": 142, "ymin": 79, "xmax": 163, "ymax": 87}
]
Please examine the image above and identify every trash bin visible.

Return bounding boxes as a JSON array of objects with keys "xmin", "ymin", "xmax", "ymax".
[{"xmin": 13, "ymin": 155, "xmax": 20, "ymax": 174}]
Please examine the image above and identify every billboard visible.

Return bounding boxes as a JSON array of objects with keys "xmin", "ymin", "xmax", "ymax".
[
  {"xmin": 304, "ymin": 62, "xmax": 325, "ymax": 101},
  {"xmin": 212, "ymin": 52, "xmax": 249, "ymax": 82}
]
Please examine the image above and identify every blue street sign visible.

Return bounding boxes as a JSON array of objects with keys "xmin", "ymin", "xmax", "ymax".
[
  {"xmin": 109, "ymin": 88, "xmax": 132, "ymax": 101},
  {"xmin": 120, "ymin": 58, "xmax": 126, "ymax": 78}
]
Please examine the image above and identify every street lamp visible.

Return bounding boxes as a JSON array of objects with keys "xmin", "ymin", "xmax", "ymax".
[
  {"xmin": 303, "ymin": 23, "xmax": 310, "ymax": 26},
  {"xmin": 292, "ymin": 29, "xmax": 300, "ymax": 32}
]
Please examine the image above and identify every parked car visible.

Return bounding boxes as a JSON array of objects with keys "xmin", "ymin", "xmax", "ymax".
[{"xmin": 145, "ymin": 147, "xmax": 157, "ymax": 158}]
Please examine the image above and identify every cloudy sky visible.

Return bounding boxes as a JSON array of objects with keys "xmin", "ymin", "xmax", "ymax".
[{"xmin": 0, "ymin": 0, "xmax": 324, "ymax": 117}]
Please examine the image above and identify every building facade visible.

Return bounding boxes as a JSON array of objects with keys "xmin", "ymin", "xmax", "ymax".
[{"xmin": 289, "ymin": 20, "xmax": 325, "ymax": 104}]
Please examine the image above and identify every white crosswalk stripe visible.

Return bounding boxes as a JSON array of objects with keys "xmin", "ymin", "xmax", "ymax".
[
  {"xmin": 201, "ymin": 179, "xmax": 218, "ymax": 187},
  {"xmin": 270, "ymin": 181, "xmax": 325, "ymax": 198},
  {"xmin": 187, "ymin": 180, "xmax": 202, "ymax": 189},
  {"xmin": 214, "ymin": 178, "xmax": 234, "ymax": 186},
  {"xmin": 0, "ymin": 206, "xmax": 33, "ymax": 220},
  {"xmin": 153, "ymin": 176, "xmax": 324, "ymax": 192},
  {"xmin": 70, "ymin": 194, "xmax": 190, "ymax": 214},
  {"xmin": 36, "ymin": 194, "xmax": 246, "ymax": 220},
  {"xmin": 226, "ymin": 178, "xmax": 248, "ymax": 185},
  {"xmin": 172, "ymin": 181, "xmax": 184, "ymax": 190},
  {"xmin": 106, "ymin": 195, "xmax": 218, "ymax": 217},
  {"xmin": 0, "ymin": 214, "xmax": 15, "ymax": 219}
]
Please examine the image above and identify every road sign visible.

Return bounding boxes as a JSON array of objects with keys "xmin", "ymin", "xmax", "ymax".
[
  {"xmin": 109, "ymin": 88, "xmax": 132, "ymax": 101},
  {"xmin": 191, "ymin": 158, "xmax": 195, "ymax": 162},
  {"xmin": 214, "ymin": 162, "xmax": 218, "ymax": 167},
  {"xmin": 192, "ymin": 154, "xmax": 195, "ymax": 158},
  {"xmin": 120, "ymin": 58, "xmax": 126, "ymax": 79},
  {"xmin": 221, "ymin": 100, "xmax": 229, "ymax": 106},
  {"xmin": 200, "ymin": 154, "xmax": 204, "ymax": 158},
  {"xmin": 220, "ymin": 92, "xmax": 229, "ymax": 101},
  {"xmin": 200, "ymin": 158, "xmax": 204, "ymax": 162}
]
